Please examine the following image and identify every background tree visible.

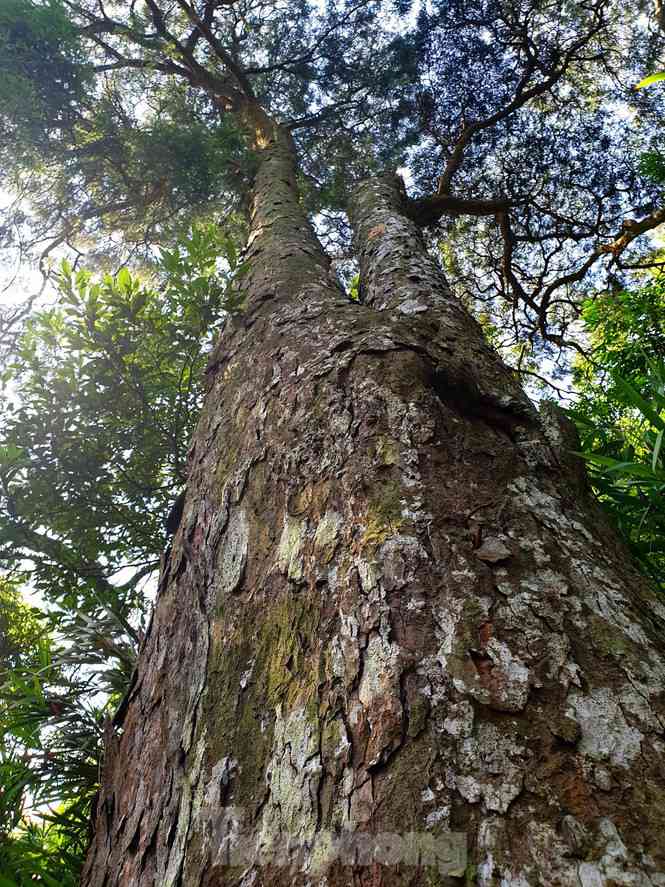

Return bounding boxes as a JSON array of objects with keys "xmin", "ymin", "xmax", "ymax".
[
  {"xmin": 0, "ymin": 223, "xmax": 242, "ymax": 615},
  {"xmin": 566, "ymin": 151, "xmax": 665, "ymax": 592}
]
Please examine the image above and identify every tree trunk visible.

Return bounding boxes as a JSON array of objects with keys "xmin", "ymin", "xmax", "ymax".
[{"xmin": 82, "ymin": 141, "xmax": 665, "ymax": 886}]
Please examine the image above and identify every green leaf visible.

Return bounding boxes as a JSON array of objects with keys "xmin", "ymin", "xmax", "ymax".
[
  {"xmin": 613, "ymin": 375, "xmax": 665, "ymax": 431},
  {"xmin": 226, "ymin": 236, "xmax": 238, "ymax": 270},
  {"xmin": 635, "ymin": 72, "xmax": 665, "ymax": 89},
  {"xmin": 653, "ymin": 429, "xmax": 664, "ymax": 473},
  {"xmin": 116, "ymin": 267, "xmax": 132, "ymax": 293},
  {"xmin": 577, "ymin": 452, "xmax": 662, "ymax": 479}
]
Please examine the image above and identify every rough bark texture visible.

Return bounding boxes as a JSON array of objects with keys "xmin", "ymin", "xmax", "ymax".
[{"xmin": 82, "ymin": 154, "xmax": 665, "ymax": 886}]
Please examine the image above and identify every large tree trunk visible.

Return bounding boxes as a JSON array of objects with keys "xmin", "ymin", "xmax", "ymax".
[{"xmin": 82, "ymin": 135, "xmax": 665, "ymax": 886}]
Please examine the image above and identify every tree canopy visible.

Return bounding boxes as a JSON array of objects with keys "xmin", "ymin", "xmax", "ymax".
[{"xmin": 0, "ymin": 0, "xmax": 663, "ymax": 344}]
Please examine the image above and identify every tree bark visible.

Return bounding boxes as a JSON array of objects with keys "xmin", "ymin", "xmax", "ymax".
[{"xmin": 82, "ymin": 150, "xmax": 665, "ymax": 886}]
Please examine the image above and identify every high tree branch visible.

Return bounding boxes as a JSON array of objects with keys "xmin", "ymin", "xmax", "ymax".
[
  {"xmin": 436, "ymin": 1, "xmax": 608, "ymax": 195},
  {"xmin": 405, "ymin": 194, "xmax": 511, "ymax": 228},
  {"xmin": 407, "ymin": 187, "xmax": 665, "ymax": 346},
  {"xmin": 530, "ymin": 204, "xmax": 665, "ymax": 332},
  {"xmin": 244, "ymin": 0, "xmax": 373, "ymax": 77},
  {"xmin": 172, "ymin": 0, "xmax": 256, "ymax": 99}
]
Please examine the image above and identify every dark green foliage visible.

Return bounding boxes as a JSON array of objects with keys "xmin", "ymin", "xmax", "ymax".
[
  {"xmin": 1, "ymin": 645, "xmax": 100, "ymax": 886},
  {"xmin": 0, "ymin": 581, "xmax": 44, "ymax": 671},
  {"xmin": 0, "ymin": 223, "xmax": 242, "ymax": 615},
  {"xmin": 0, "ymin": 582, "xmax": 85, "ymax": 886},
  {"xmin": 641, "ymin": 145, "xmax": 665, "ymax": 185},
  {"xmin": 0, "ymin": 0, "xmax": 91, "ymax": 153},
  {"xmin": 571, "ymin": 278, "xmax": 665, "ymax": 590},
  {"xmin": 0, "ymin": 807, "xmax": 84, "ymax": 887},
  {"xmin": 573, "ymin": 280, "xmax": 665, "ymax": 427}
]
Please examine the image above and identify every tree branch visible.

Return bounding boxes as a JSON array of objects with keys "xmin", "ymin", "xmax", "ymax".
[
  {"xmin": 436, "ymin": 2, "xmax": 608, "ymax": 195},
  {"xmin": 172, "ymin": 0, "xmax": 256, "ymax": 99},
  {"xmin": 405, "ymin": 194, "xmax": 511, "ymax": 227}
]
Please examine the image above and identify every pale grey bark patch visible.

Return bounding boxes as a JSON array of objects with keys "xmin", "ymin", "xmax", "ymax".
[
  {"xmin": 593, "ymin": 765, "xmax": 613, "ymax": 791},
  {"xmin": 576, "ymin": 818, "xmax": 665, "ymax": 886},
  {"xmin": 277, "ymin": 515, "xmax": 306, "ymax": 581},
  {"xmin": 475, "ymin": 536, "xmax": 512, "ymax": 563},
  {"xmin": 217, "ymin": 507, "xmax": 249, "ymax": 595},
  {"xmin": 456, "ymin": 723, "xmax": 526, "ymax": 813},
  {"xmin": 163, "ymin": 735, "xmax": 206, "ymax": 887},
  {"xmin": 568, "ymin": 688, "xmax": 644, "ymax": 768},
  {"xmin": 259, "ymin": 704, "xmax": 322, "ymax": 841},
  {"xmin": 313, "ymin": 510, "xmax": 342, "ymax": 564},
  {"xmin": 442, "ymin": 700, "xmax": 475, "ymax": 738},
  {"xmin": 561, "ymin": 814, "xmax": 590, "ymax": 857},
  {"xmin": 357, "ymin": 631, "xmax": 403, "ymax": 767}
]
